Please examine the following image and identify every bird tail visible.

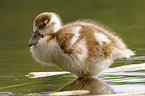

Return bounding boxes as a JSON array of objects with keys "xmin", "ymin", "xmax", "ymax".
[{"xmin": 112, "ymin": 48, "xmax": 135, "ymax": 59}]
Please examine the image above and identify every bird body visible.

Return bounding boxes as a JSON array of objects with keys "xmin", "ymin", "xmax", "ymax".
[{"xmin": 29, "ymin": 12, "xmax": 134, "ymax": 78}]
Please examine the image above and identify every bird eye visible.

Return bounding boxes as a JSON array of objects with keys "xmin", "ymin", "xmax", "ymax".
[
  {"xmin": 43, "ymin": 22, "xmax": 47, "ymax": 26},
  {"xmin": 38, "ymin": 21, "xmax": 48, "ymax": 29}
]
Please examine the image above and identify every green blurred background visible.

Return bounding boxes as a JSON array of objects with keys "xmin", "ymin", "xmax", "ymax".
[{"xmin": 0, "ymin": 0, "xmax": 145, "ymax": 94}]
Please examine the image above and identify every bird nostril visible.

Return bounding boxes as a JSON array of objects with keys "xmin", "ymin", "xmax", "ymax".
[{"xmin": 34, "ymin": 34, "xmax": 37, "ymax": 38}]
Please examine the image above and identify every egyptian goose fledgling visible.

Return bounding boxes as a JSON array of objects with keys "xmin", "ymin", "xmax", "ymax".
[{"xmin": 28, "ymin": 12, "xmax": 135, "ymax": 78}]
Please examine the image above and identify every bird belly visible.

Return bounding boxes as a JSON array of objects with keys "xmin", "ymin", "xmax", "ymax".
[{"xmin": 30, "ymin": 37, "xmax": 86, "ymax": 77}]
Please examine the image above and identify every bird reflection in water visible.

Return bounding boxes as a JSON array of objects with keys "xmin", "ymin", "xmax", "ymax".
[{"xmin": 58, "ymin": 77, "xmax": 114, "ymax": 95}]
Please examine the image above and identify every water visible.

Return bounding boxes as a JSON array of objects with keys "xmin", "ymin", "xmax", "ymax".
[{"xmin": 0, "ymin": 0, "xmax": 145, "ymax": 95}]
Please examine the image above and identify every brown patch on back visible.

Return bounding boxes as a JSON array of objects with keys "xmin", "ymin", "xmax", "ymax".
[
  {"xmin": 72, "ymin": 24, "xmax": 112, "ymax": 59},
  {"xmin": 55, "ymin": 28, "xmax": 74, "ymax": 53},
  {"xmin": 100, "ymin": 42, "xmax": 112, "ymax": 57},
  {"xmin": 78, "ymin": 26, "xmax": 99, "ymax": 63},
  {"xmin": 55, "ymin": 22, "xmax": 113, "ymax": 59}
]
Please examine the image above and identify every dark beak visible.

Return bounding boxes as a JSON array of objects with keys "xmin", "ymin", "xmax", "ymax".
[{"xmin": 28, "ymin": 31, "xmax": 43, "ymax": 47}]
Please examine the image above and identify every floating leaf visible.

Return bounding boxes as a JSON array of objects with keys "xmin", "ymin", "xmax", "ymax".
[
  {"xmin": 28, "ymin": 72, "xmax": 70, "ymax": 78},
  {"xmin": 49, "ymin": 90, "xmax": 89, "ymax": 95}
]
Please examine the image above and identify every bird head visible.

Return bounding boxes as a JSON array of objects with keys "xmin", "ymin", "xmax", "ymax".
[{"xmin": 28, "ymin": 12, "xmax": 62, "ymax": 47}]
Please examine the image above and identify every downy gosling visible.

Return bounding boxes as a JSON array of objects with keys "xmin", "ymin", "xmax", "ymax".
[{"xmin": 28, "ymin": 12, "xmax": 135, "ymax": 79}]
